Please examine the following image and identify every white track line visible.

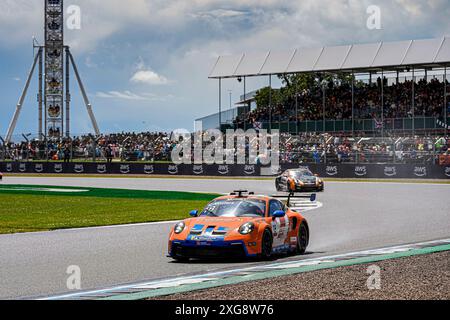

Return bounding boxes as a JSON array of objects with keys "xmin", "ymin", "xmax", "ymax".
[
  {"xmin": 0, "ymin": 220, "xmax": 179, "ymax": 238},
  {"xmin": 40, "ymin": 238, "xmax": 450, "ymax": 300}
]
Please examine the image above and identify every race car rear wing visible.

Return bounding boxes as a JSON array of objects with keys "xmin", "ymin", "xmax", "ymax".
[
  {"xmin": 271, "ymin": 192, "xmax": 317, "ymax": 207},
  {"xmin": 230, "ymin": 190, "xmax": 255, "ymax": 197}
]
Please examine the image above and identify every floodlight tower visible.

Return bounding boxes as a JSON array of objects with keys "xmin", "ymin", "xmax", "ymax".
[{"xmin": 5, "ymin": 0, "xmax": 100, "ymax": 143}]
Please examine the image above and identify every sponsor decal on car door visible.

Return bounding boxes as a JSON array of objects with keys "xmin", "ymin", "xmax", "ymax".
[{"xmin": 271, "ymin": 217, "xmax": 290, "ymax": 248}]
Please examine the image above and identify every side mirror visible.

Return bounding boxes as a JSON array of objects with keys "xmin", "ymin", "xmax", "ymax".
[
  {"xmin": 273, "ymin": 210, "xmax": 286, "ymax": 218},
  {"xmin": 189, "ymin": 210, "xmax": 199, "ymax": 218}
]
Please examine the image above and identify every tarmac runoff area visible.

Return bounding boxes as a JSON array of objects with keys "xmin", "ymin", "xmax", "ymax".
[{"xmin": 0, "ymin": 176, "xmax": 449, "ymax": 300}]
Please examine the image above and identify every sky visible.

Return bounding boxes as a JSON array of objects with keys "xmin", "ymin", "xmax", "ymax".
[{"xmin": 0, "ymin": 0, "xmax": 449, "ymax": 137}]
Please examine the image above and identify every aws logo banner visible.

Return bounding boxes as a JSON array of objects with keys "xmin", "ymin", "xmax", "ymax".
[
  {"xmin": 54, "ymin": 163, "xmax": 63, "ymax": 173},
  {"xmin": 244, "ymin": 165, "xmax": 256, "ymax": 175},
  {"xmin": 193, "ymin": 165, "xmax": 203, "ymax": 175},
  {"xmin": 326, "ymin": 166, "xmax": 338, "ymax": 176},
  {"xmin": 74, "ymin": 164, "xmax": 84, "ymax": 174},
  {"xmin": 97, "ymin": 164, "xmax": 107, "ymax": 174},
  {"xmin": 354, "ymin": 166, "xmax": 367, "ymax": 177},
  {"xmin": 34, "ymin": 164, "xmax": 44, "ymax": 173},
  {"xmin": 445, "ymin": 167, "xmax": 450, "ymax": 178},
  {"xmin": 217, "ymin": 165, "xmax": 229, "ymax": 175},
  {"xmin": 19, "ymin": 163, "xmax": 27, "ymax": 173},
  {"xmin": 144, "ymin": 165, "xmax": 154, "ymax": 174},
  {"xmin": 120, "ymin": 165, "xmax": 130, "ymax": 174},
  {"xmin": 6, "ymin": 163, "xmax": 13, "ymax": 172},
  {"xmin": 384, "ymin": 166, "xmax": 397, "ymax": 177},
  {"xmin": 168, "ymin": 165, "xmax": 179, "ymax": 175},
  {"xmin": 413, "ymin": 167, "xmax": 427, "ymax": 178}
]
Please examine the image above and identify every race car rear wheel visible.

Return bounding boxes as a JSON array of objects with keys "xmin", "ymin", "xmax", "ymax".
[
  {"xmin": 296, "ymin": 223, "xmax": 309, "ymax": 255},
  {"xmin": 260, "ymin": 229, "xmax": 273, "ymax": 260}
]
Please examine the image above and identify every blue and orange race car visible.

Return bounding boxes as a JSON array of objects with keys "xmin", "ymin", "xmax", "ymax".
[{"xmin": 168, "ymin": 190, "xmax": 311, "ymax": 261}]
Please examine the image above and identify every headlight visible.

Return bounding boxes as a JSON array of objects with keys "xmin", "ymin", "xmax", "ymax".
[
  {"xmin": 174, "ymin": 222, "xmax": 186, "ymax": 234},
  {"xmin": 239, "ymin": 222, "xmax": 255, "ymax": 235}
]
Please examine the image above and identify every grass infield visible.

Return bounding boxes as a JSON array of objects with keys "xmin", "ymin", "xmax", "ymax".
[{"xmin": 0, "ymin": 185, "xmax": 218, "ymax": 234}]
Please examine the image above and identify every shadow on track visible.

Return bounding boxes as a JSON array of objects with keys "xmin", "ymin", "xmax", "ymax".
[{"xmin": 168, "ymin": 251, "xmax": 321, "ymax": 265}]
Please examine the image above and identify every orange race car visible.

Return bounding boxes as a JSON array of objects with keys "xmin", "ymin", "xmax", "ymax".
[
  {"xmin": 168, "ymin": 190, "xmax": 311, "ymax": 261},
  {"xmin": 275, "ymin": 168, "xmax": 324, "ymax": 193}
]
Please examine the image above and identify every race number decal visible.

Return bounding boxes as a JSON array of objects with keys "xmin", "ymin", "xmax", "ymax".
[{"xmin": 271, "ymin": 217, "xmax": 290, "ymax": 247}]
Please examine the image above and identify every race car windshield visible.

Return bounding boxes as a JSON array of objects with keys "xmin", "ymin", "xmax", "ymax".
[
  {"xmin": 200, "ymin": 199, "xmax": 266, "ymax": 218},
  {"xmin": 291, "ymin": 170, "xmax": 314, "ymax": 178}
]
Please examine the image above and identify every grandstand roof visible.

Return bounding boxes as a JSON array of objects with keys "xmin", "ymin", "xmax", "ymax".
[{"xmin": 209, "ymin": 37, "xmax": 450, "ymax": 79}]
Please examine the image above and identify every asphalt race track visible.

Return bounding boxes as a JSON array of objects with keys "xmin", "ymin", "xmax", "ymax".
[{"xmin": 0, "ymin": 177, "xmax": 449, "ymax": 299}]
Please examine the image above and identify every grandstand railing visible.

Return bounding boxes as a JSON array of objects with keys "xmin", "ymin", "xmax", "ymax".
[
  {"xmin": 1, "ymin": 147, "xmax": 446, "ymax": 165},
  {"xmin": 279, "ymin": 150, "xmax": 439, "ymax": 165},
  {"xmin": 227, "ymin": 116, "xmax": 450, "ymax": 134}
]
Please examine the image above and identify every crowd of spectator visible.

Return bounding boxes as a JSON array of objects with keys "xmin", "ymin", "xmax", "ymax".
[
  {"xmin": 236, "ymin": 77, "xmax": 449, "ymax": 127},
  {"xmin": 2, "ymin": 132, "xmax": 176, "ymax": 162},
  {"xmin": 278, "ymin": 132, "xmax": 449, "ymax": 164},
  {"xmin": 1, "ymin": 131, "xmax": 449, "ymax": 165}
]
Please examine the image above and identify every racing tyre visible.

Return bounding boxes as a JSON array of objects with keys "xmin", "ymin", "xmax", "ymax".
[
  {"xmin": 275, "ymin": 181, "xmax": 282, "ymax": 192},
  {"xmin": 296, "ymin": 223, "xmax": 309, "ymax": 255},
  {"xmin": 260, "ymin": 229, "xmax": 273, "ymax": 260}
]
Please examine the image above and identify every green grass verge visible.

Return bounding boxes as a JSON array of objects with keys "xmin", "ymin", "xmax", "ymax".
[
  {"xmin": 0, "ymin": 186, "xmax": 218, "ymax": 234},
  {"xmin": 0, "ymin": 185, "xmax": 218, "ymax": 200}
]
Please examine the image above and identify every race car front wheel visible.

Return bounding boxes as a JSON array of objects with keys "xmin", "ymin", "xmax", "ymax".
[
  {"xmin": 275, "ymin": 179, "xmax": 284, "ymax": 192},
  {"xmin": 260, "ymin": 229, "xmax": 273, "ymax": 260},
  {"xmin": 296, "ymin": 223, "xmax": 309, "ymax": 255}
]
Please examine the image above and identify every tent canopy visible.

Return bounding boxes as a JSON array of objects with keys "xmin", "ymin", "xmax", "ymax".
[{"xmin": 209, "ymin": 37, "xmax": 450, "ymax": 79}]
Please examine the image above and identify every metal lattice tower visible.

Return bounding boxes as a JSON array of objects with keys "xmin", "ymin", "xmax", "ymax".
[
  {"xmin": 45, "ymin": 0, "xmax": 64, "ymax": 140},
  {"xmin": 5, "ymin": 0, "xmax": 100, "ymax": 143}
]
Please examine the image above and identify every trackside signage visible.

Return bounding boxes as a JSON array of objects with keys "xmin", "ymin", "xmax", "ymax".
[
  {"xmin": 281, "ymin": 164, "xmax": 450, "ymax": 179},
  {"xmin": 1, "ymin": 162, "xmax": 449, "ymax": 179},
  {"xmin": 355, "ymin": 166, "xmax": 367, "ymax": 177}
]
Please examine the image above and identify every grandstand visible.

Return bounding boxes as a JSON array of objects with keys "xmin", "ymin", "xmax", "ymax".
[{"xmin": 207, "ymin": 37, "xmax": 450, "ymax": 136}]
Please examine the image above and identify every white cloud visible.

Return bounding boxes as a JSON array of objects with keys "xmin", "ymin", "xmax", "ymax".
[
  {"xmin": 2, "ymin": 1, "xmax": 449, "ymax": 52},
  {"xmin": 96, "ymin": 90, "xmax": 172, "ymax": 101},
  {"xmin": 96, "ymin": 90, "xmax": 149, "ymax": 100},
  {"xmin": 192, "ymin": 9, "xmax": 248, "ymax": 19},
  {"xmin": 130, "ymin": 70, "xmax": 169, "ymax": 85}
]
